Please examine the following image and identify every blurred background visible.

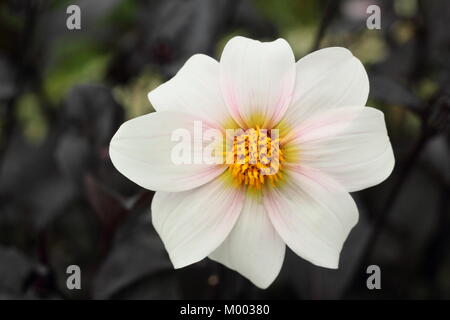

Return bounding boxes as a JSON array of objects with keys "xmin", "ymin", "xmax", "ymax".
[{"xmin": 0, "ymin": 0, "xmax": 448, "ymax": 300}]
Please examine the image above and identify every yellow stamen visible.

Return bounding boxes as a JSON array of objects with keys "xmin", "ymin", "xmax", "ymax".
[{"xmin": 224, "ymin": 127, "xmax": 285, "ymax": 190}]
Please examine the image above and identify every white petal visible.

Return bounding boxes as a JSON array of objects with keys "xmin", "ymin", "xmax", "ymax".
[
  {"xmin": 209, "ymin": 193, "xmax": 285, "ymax": 289},
  {"xmin": 286, "ymin": 106, "xmax": 395, "ymax": 192},
  {"xmin": 109, "ymin": 111, "xmax": 225, "ymax": 192},
  {"xmin": 148, "ymin": 54, "xmax": 234, "ymax": 128},
  {"xmin": 220, "ymin": 36, "xmax": 296, "ymax": 129},
  {"xmin": 264, "ymin": 167, "xmax": 359, "ymax": 268},
  {"xmin": 152, "ymin": 176, "xmax": 244, "ymax": 268},
  {"xmin": 281, "ymin": 47, "xmax": 369, "ymax": 128}
]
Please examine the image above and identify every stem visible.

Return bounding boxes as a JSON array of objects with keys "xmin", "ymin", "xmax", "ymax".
[
  {"xmin": 344, "ymin": 119, "xmax": 433, "ymax": 297},
  {"xmin": 368, "ymin": 127, "xmax": 430, "ymax": 255},
  {"xmin": 418, "ymin": 184, "xmax": 450, "ymax": 298},
  {"xmin": 310, "ymin": 0, "xmax": 341, "ymax": 52}
]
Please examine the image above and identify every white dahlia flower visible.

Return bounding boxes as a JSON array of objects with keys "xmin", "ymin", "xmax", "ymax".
[{"xmin": 109, "ymin": 36, "xmax": 395, "ymax": 289}]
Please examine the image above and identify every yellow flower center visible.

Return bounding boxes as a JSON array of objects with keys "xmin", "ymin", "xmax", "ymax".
[{"xmin": 225, "ymin": 127, "xmax": 285, "ymax": 190}]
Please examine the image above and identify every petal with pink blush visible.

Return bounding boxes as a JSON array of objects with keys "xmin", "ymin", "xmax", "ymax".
[
  {"xmin": 264, "ymin": 167, "xmax": 358, "ymax": 268},
  {"xmin": 148, "ymin": 54, "xmax": 235, "ymax": 128},
  {"xmin": 281, "ymin": 47, "xmax": 369, "ymax": 129},
  {"xmin": 220, "ymin": 36, "xmax": 296, "ymax": 129},
  {"xmin": 109, "ymin": 111, "xmax": 225, "ymax": 192},
  {"xmin": 285, "ymin": 106, "xmax": 395, "ymax": 192},
  {"xmin": 209, "ymin": 193, "xmax": 285, "ymax": 289},
  {"xmin": 152, "ymin": 176, "xmax": 244, "ymax": 268}
]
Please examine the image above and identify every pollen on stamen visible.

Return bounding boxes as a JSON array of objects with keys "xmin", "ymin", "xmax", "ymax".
[{"xmin": 224, "ymin": 127, "xmax": 285, "ymax": 190}]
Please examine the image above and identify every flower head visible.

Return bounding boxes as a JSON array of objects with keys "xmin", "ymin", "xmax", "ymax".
[{"xmin": 109, "ymin": 36, "xmax": 395, "ymax": 289}]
